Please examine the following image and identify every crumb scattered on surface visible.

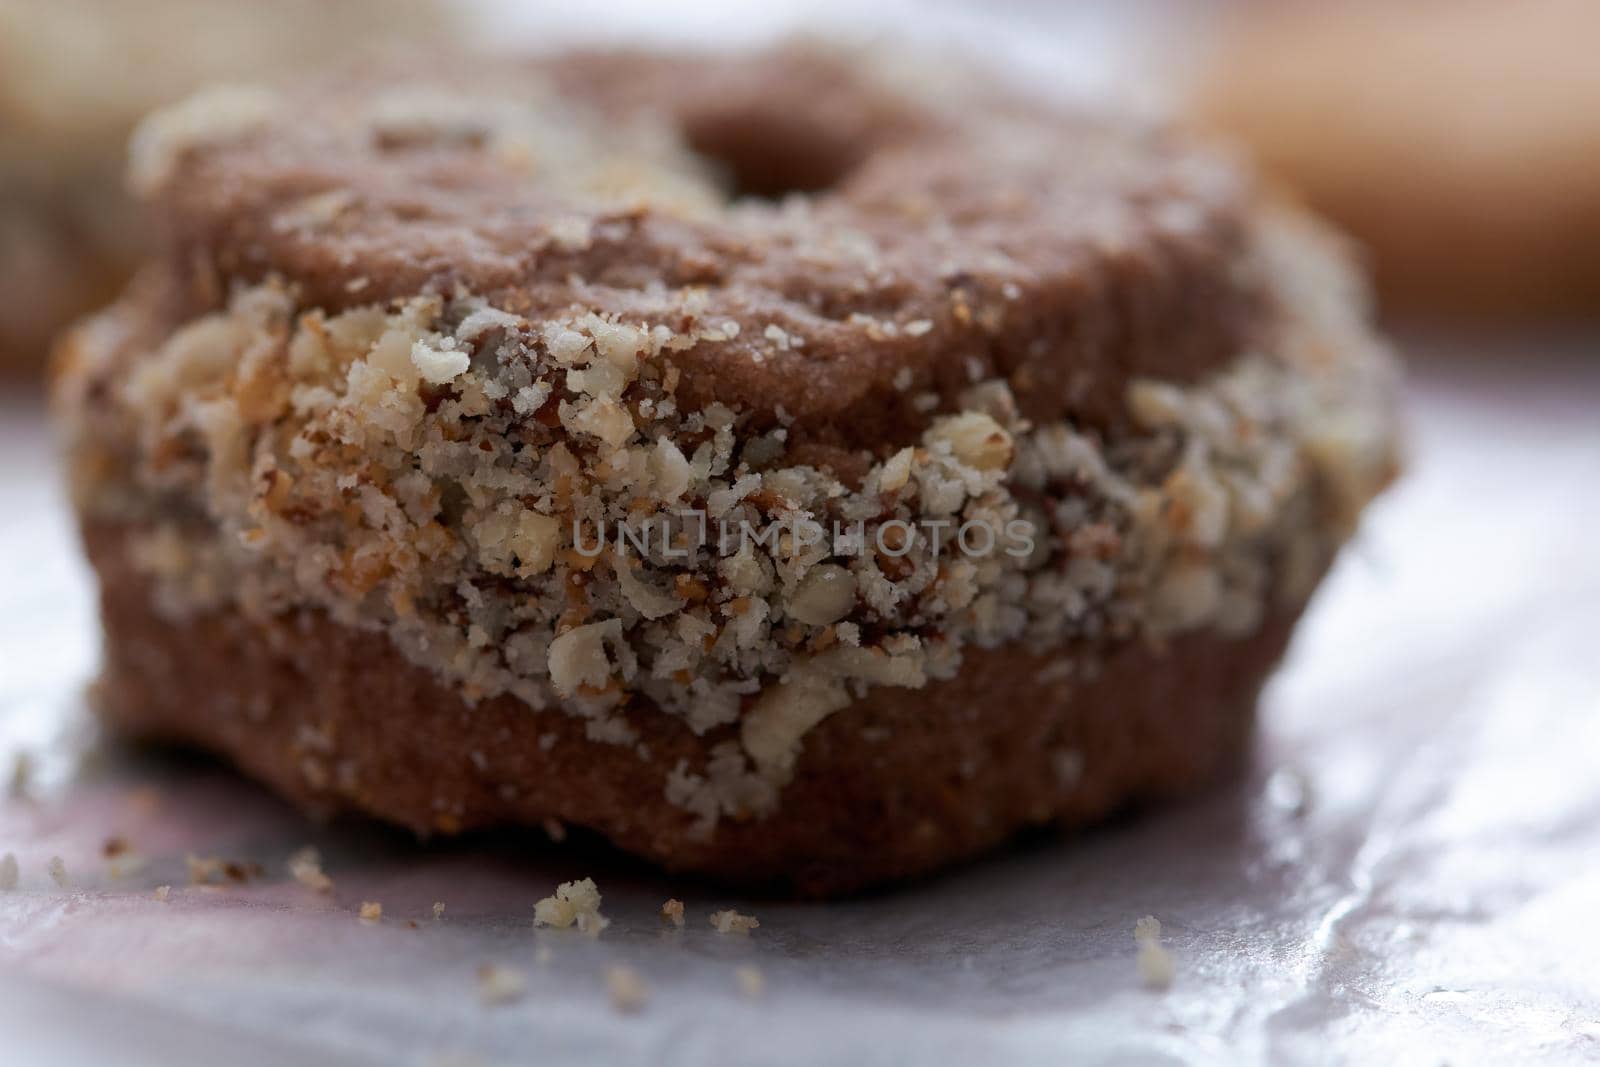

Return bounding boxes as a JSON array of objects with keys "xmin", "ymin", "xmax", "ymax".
[
  {"xmin": 541, "ymin": 818, "xmax": 567, "ymax": 843},
  {"xmin": 153, "ymin": 884, "xmax": 171, "ymax": 902},
  {"xmin": 186, "ymin": 854, "xmax": 223, "ymax": 885},
  {"xmin": 127, "ymin": 786, "xmax": 162, "ymax": 816},
  {"xmin": 0, "ymin": 853, "xmax": 17, "ymax": 890},
  {"xmin": 7, "ymin": 751, "xmax": 33, "ymax": 799},
  {"xmin": 477, "ymin": 963, "xmax": 529, "ymax": 1005},
  {"xmin": 1134, "ymin": 914, "xmax": 1174, "ymax": 990},
  {"xmin": 104, "ymin": 838, "xmax": 146, "ymax": 883},
  {"xmin": 432, "ymin": 901, "xmax": 446, "ymax": 920},
  {"xmin": 606, "ymin": 965, "xmax": 648, "ymax": 1013},
  {"xmin": 534, "ymin": 877, "xmax": 608, "ymax": 935},
  {"xmin": 735, "ymin": 965, "xmax": 765, "ymax": 998},
  {"xmin": 709, "ymin": 908, "xmax": 759, "ymax": 935},
  {"xmin": 187, "ymin": 853, "xmax": 264, "ymax": 886},
  {"xmin": 660, "ymin": 898, "xmax": 685, "ymax": 927},
  {"xmin": 47, "ymin": 855, "xmax": 68, "ymax": 888},
  {"xmin": 359, "ymin": 900, "xmax": 383, "ymax": 923},
  {"xmin": 534, "ymin": 944, "xmax": 553, "ymax": 965},
  {"xmin": 287, "ymin": 846, "xmax": 334, "ymax": 892}
]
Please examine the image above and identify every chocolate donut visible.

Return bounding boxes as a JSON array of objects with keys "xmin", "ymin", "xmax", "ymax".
[{"xmin": 53, "ymin": 46, "xmax": 1400, "ymax": 894}]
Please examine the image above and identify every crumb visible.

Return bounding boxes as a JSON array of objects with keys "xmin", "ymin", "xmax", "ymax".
[
  {"xmin": 606, "ymin": 965, "xmax": 648, "ymax": 1013},
  {"xmin": 709, "ymin": 909, "xmax": 759, "ymax": 935},
  {"xmin": 107, "ymin": 850, "xmax": 148, "ymax": 881},
  {"xmin": 735, "ymin": 965, "xmax": 766, "ymax": 998},
  {"xmin": 153, "ymin": 884, "xmax": 171, "ymax": 902},
  {"xmin": 47, "ymin": 855, "xmax": 68, "ymax": 888},
  {"xmin": 659, "ymin": 898, "xmax": 685, "ymax": 927},
  {"xmin": 223, "ymin": 860, "xmax": 264, "ymax": 883},
  {"xmin": 476, "ymin": 963, "xmax": 529, "ymax": 1005},
  {"xmin": 287, "ymin": 846, "xmax": 334, "ymax": 892},
  {"xmin": 127, "ymin": 786, "xmax": 162, "ymax": 816},
  {"xmin": 541, "ymin": 818, "xmax": 567, "ymax": 843},
  {"xmin": 432, "ymin": 901, "xmax": 446, "ymax": 920},
  {"xmin": 0, "ymin": 852, "xmax": 17, "ymax": 890},
  {"xmin": 186, "ymin": 854, "xmax": 224, "ymax": 885},
  {"xmin": 188, "ymin": 853, "xmax": 262, "ymax": 885},
  {"xmin": 1134, "ymin": 915, "xmax": 1173, "ymax": 990},
  {"xmin": 534, "ymin": 877, "xmax": 609, "ymax": 935},
  {"xmin": 7, "ymin": 751, "xmax": 33, "ymax": 798},
  {"xmin": 359, "ymin": 900, "xmax": 383, "ymax": 923},
  {"xmin": 534, "ymin": 944, "xmax": 553, "ymax": 965},
  {"xmin": 102, "ymin": 836, "xmax": 130, "ymax": 859}
]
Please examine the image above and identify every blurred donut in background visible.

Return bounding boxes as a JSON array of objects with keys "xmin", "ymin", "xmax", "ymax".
[
  {"xmin": 0, "ymin": 0, "xmax": 452, "ymax": 376},
  {"xmin": 1191, "ymin": 0, "xmax": 1600, "ymax": 322}
]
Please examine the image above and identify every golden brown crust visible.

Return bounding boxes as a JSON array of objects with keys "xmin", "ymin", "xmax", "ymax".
[{"xmin": 88, "ymin": 519, "xmax": 1292, "ymax": 895}]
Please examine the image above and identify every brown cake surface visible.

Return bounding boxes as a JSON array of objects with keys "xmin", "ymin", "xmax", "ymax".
[{"xmin": 54, "ymin": 46, "xmax": 1400, "ymax": 893}]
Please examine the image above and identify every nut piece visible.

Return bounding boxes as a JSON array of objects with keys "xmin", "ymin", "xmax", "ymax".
[
  {"xmin": 928, "ymin": 411, "xmax": 1013, "ymax": 471},
  {"xmin": 786, "ymin": 565, "xmax": 857, "ymax": 627}
]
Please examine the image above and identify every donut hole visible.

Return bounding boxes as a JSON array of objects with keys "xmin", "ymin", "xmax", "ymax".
[{"xmin": 683, "ymin": 113, "xmax": 864, "ymax": 201}]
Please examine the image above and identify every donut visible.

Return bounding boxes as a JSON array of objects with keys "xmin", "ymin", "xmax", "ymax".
[
  {"xmin": 1190, "ymin": 0, "xmax": 1600, "ymax": 319},
  {"xmin": 0, "ymin": 0, "xmax": 449, "ymax": 374},
  {"xmin": 52, "ymin": 46, "xmax": 1400, "ymax": 894}
]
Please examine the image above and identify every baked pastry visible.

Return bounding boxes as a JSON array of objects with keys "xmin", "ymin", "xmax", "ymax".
[
  {"xmin": 0, "ymin": 0, "xmax": 449, "ymax": 374},
  {"xmin": 1190, "ymin": 0, "xmax": 1600, "ymax": 319},
  {"xmin": 53, "ymin": 47, "xmax": 1400, "ymax": 894}
]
